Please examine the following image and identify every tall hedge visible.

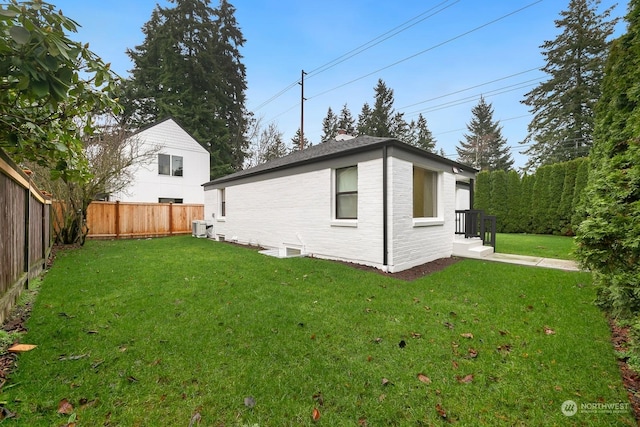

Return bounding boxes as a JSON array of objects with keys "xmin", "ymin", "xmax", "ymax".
[
  {"xmin": 575, "ymin": 0, "xmax": 640, "ymax": 319},
  {"xmin": 473, "ymin": 158, "xmax": 589, "ymax": 235}
]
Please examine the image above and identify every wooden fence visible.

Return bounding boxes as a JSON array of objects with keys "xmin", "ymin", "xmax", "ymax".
[
  {"xmin": 0, "ymin": 149, "xmax": 51, "ymax": 324},
  {"xmin": 83, "ymin": 201, "xmax": 204, "ymax": 239}
]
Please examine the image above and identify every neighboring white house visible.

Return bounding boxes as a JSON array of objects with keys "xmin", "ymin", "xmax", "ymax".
[
  {"xmin": 203, "ymin": 136, "xmax": 486, "ymax": 273},
  {"xmin": 112, "ymin": 118, "xmax": 210, "ymax": 204}
]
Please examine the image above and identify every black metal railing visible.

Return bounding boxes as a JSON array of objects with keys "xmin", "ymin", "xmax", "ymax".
[{"xmin": 455, "ymin": 209, "xmax": 497, "ymax": 249}]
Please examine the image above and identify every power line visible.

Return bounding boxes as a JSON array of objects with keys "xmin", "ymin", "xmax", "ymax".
[
  {"xmin": 307, "ymin": 0, "xmax": 544, "ymax": 101},
  {"xmin": 305, "ymin": 0, "xmax": 459, "ymax": 79},
  {"xmin": 397, "ymin": 67, "xmax": 542, "ymax": 110},
  {"xmin": 250, "ymin": 0, "xmax": 459, "ymax": 112},
  {"xmin": 405, "ymin": 78, "xmax": 543, "ymax": 117}
]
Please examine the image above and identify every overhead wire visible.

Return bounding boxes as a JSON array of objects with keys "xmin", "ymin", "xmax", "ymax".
[
  {"xmin": 306, "ymin": 0, "xmax": 544, "ymax": 101},
  {"xmin": 250, "ymin": 0, "xmax": 459, "ymax": 112}
]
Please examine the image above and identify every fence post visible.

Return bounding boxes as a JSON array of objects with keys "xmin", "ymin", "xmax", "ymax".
[
  {"xmin": 115, "ymin": 200, "xmax": 120, "ymax": 239},
  {"xmin": 169, "ymin": 202, "xmax": 173, "ymax": 236}
]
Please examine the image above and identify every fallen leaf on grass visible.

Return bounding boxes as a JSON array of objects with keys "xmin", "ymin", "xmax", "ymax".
[
  {"xmin": 411, "ymin": 332, "xmax": 422, "ymax": 339},
  {"xmin": 398, "ymin": 340, "xmax": 406, "ymax": 348},
  {"xmin": 417, "ymin": 373, "xmax": 431, "ymax": 384},
  {"xmin": 435, "ymin": 403, "xmax": 447, "ymax": 419},
  {"xmin": 460, "ymin": 333, "xmax": 474, "ymax": 339},
  {"xmin": 0, "ymin": 406, "xmax": 16, "ymax": 420},
  {"xmin": 443, "ymin": 322, "xmax": 454, "ymax": 330},
  {"xmin": 57, "ymin": 398, "xmax": 74, "ymax": 415},
  {"xmin": 381, "ymin": 378, "xmax": 392, "ymax": 386},
  {"xmin": 8, "ymin": 344, "xmax": 37, "ymax": 353},
  {"xmin": 244, "ymin": 396, "xmax": 256, "ymax": 408},
  {"xmin": 452, "ymin": 360, "xmax": 459, "ymax": 370},
  {"xmin": 312, "ymin": 407, "xmax": 321, "ymax": 421},
  {"xmin": 456, "ymin": 374, "xmax": 474, "ymax": 383},
  {"xmin": 358, "ymin": 417, "xmax": 368, "ymax": 426},
  {"xmin": 499, "ymin": 330, "xmax": 509, "ymax": 336},
  {"xmin": 312, "ymin": 392, "xmax": 324, "ymax": 406},
  {"xmin": 544, "ymin": 326, "xmax": 556, "ymax": 335},
  {"xmin": 188, "ymin": 412, "xmax": 201, "ymax": 427},
  {"xmin": 467, "ymin": 348, "xmax": 478, "ymax": 358},
  {"xmin": 497, "ymin": 344, "xmax": 512, "ymax": 354}
]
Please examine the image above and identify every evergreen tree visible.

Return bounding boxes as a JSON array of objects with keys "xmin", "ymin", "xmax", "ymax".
[
  {"xmin": 390, "ymin": 112, "xmax": 410, "ymax": 141},
  {"xmin": 520, "ymin": 173, "xmax": 535, "ymax": 232},
  {"xmin": 357, "ymin": 102, "xmax": 373, "ymax": 135},
  {"xmin": 557, "ymin": 158, "xmax": 580, "ymax": 234},
  {"xmin": 124, "ymin": 0, "xmax": 248, "ymax": 178},
  {"xmin": 407, "ymin": 114, "xmax": 436, "ymax": 152},
  {"xmin": 473, "ymin": 171, "xmax": 491, "ymax": 212},
  {"xmin": 456, "ymin": 97, "xmax": 514, "ymax": 171},
  {"xmin": 530, "ymin": 165, "xmax": 551, "ymax": 233},
  {"xmin": 490, "ymin": 170, "xmax": 509, "ymax": 232},
  {"xmin": 570, "ymin": 157, "xmax": 590, "ymax": 230},
  {"xmin": 546, "ymin": 163, "xmax": 566, "ymax": 233},
  {"xmin": 262, "ymin": 124, "xmax": 288, "ymax": 162},
  {"xmin": 522, "ymin": 0, "xmax": 617, "ymax": 168},
  {"xmin": 505, "ymin": 170, "xmax": 523, "ymax": 233},
  {"xmin": 370, "ymin": 79, "xmax": 395, "ymax": 137},
  {"xmin": 575, "ymin": 0, "xmax": 640, "ymax": 319},
  {"xmin": 337, "ymin": 104, "xmax": 356, "ymax": 135},
  {"xmin": 320, "ymin": 107, "xmax": 338, "ymax": 142},
  {"xmin": 290, "ymin": 128, "xmax": 311, "ymax": 151}
]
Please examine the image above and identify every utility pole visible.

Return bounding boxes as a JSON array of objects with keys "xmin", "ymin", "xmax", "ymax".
[{"xmin": 299, "ymin": 69, "xmax": 307, "ymax": 150}]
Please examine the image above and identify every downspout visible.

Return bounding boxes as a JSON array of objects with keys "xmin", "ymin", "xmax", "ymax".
[{"xmin": 382, "ymin": 145, "xmax": 388, "ymax": 268}]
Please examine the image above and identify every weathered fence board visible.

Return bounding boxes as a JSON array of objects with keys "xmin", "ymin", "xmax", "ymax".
[{"xmin": 0, "ymin": 149, "xmax": 51, "ymax": 324}]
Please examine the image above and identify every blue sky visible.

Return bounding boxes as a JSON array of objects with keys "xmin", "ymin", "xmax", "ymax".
[{"xmin": 53, "ymin": 0, "xmax": 627, "ymax": 169}]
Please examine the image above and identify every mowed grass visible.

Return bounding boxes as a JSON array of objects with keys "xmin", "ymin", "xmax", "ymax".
[
  {"xmin": 2, "ymin": 236, "xmax": 633, "ymax": 426},
  {"xmin": 496, "ymin": 233, "xmax": 577, "ymax": 260}
]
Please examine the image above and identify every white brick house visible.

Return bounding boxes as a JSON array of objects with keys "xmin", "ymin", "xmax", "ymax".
[
  {"xmin": 112, "ymin": 118, "xmax": 210, "ymax": 204},
  {"xmin": 203, "ymin": 136, "xmax": 478, "ymax": 273}
]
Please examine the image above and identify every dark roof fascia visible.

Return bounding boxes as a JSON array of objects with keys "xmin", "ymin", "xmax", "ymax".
[{"xmin": 203, "ymin": 137, "xmax": 478, "ymax": 188}]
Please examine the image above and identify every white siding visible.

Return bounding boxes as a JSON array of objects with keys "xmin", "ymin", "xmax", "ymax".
[
  {"xmin": 205, "ymin": 158, "xmax": 386, "ymax": 268},
  {"xmin": 387, "ymin": 157, "xmax": 456, "ymax": 272},
  {"xmin": 113, "ymin": 119, "xmax": 210, "ymax": 204}
]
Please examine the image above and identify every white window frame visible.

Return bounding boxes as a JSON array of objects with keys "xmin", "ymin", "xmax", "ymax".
[
  {"xmin": 158, "ymin": 154, "xmax": 183, "ymax": 177},
  {"xmin": 412, "ymin": 165, "xmax": 444, "ymax": 227},
  {"xmin": 333, "ymin": 166, "xmax": 358, "ymax": 224}
]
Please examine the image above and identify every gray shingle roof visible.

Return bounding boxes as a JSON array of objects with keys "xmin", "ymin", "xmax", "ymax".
[{"xmin": 203, "ymin": 135, "xmax": 474, "ymax": 186}]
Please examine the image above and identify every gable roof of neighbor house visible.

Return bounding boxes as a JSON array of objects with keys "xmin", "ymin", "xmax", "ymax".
[
  {"xmin": 131, "ymin": 117, "xmax": 209, "ymax": 154},
  {"xmin": 203, "ymin": 135, "xmax": 476, "ymax": 187}
]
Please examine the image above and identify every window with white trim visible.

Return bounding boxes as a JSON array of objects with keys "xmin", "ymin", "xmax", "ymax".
[
  {"xmin": 335, "ymin": 166, "xmax": 358, "ymax": 219},
  {"xmin": 219, "ymin": 188, "xmax": 226, "ymax": 217},
  {"xmin": 413, "ymin": 166, "xmax": 438, "ymax": 218},
  {"xmin": 158, "ymin": 154, "xmax": 183, "ymax": 176}
]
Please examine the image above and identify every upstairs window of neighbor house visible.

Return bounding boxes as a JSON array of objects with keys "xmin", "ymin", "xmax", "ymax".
[
  {"xmin": 158, "ymin": 154, "xmax": 183, "ymax": 176},
  {"xmin": 336, "ymin": 166, "xmax": 358, "ymax": 219},
  {"xmin": 413, "ymin": 166, "xmax": 438, "ymax": 218}
]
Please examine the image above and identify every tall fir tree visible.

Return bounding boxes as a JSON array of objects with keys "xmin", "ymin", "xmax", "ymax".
[
  {"xmin": 320, "ymin": 107, "xmax": 338, "ymax": 142},
  {"xmin": 522, "ymin": 0, "xmax": 617, "ymax": 169},
  {"xmin": 407, "ymin": 114, "xmax": 436, "ymax": 152},
  {"xmin": 369, "ymin": 79, "xmax": 395, "ymax": 137},
  {"xmin": 356, "ymin": 102, "xmax": 373, "ymax": 136},
  {"xmin": 337, "ymin": 104, "xmax": 356, "ymax": 135},
  {"xmin": 575, "ymin": 0, "xmax": 640, "ymax": 319},
  {"xmin": 290, "ymin": 128, "xmax": 311, "ymax": 151},
  {"xmin": 456, "ymin": 97, "xmax": 513, "ymax": 171},
  {"xmin": 124, "ymin": 0, "xmax": 248, "ymax": 178}
]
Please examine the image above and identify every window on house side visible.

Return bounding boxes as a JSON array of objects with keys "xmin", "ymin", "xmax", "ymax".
[
  {"xmin": 413, "ymin": 166, "xmax": 438, "ymax": 218},
  {"xmin": 336, "ymin": 166, "xmax": 358, "ymax": 219},
  {"xmin": 158, "ymin": 154, "xmax": 171, "ymax": 175},
  {"xmin": 172, "ymin": 155, "xmax": 183, "ymax": 176},
  {"xmin": 158, "ymin": 154, "xmax": 183, "ymax": 177},
  {"xmin": 220, "ymin": 188, "xmax": 226, "ymax": 217}
]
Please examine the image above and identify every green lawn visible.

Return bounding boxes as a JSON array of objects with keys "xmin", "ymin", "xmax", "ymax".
[
  {"xmin": 1, "ymin": 236, "xmax": 633, "ymax": 426},
  {"xmin": 496, "ymin": 233, "xmax": 577, "ymax": 260}
]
